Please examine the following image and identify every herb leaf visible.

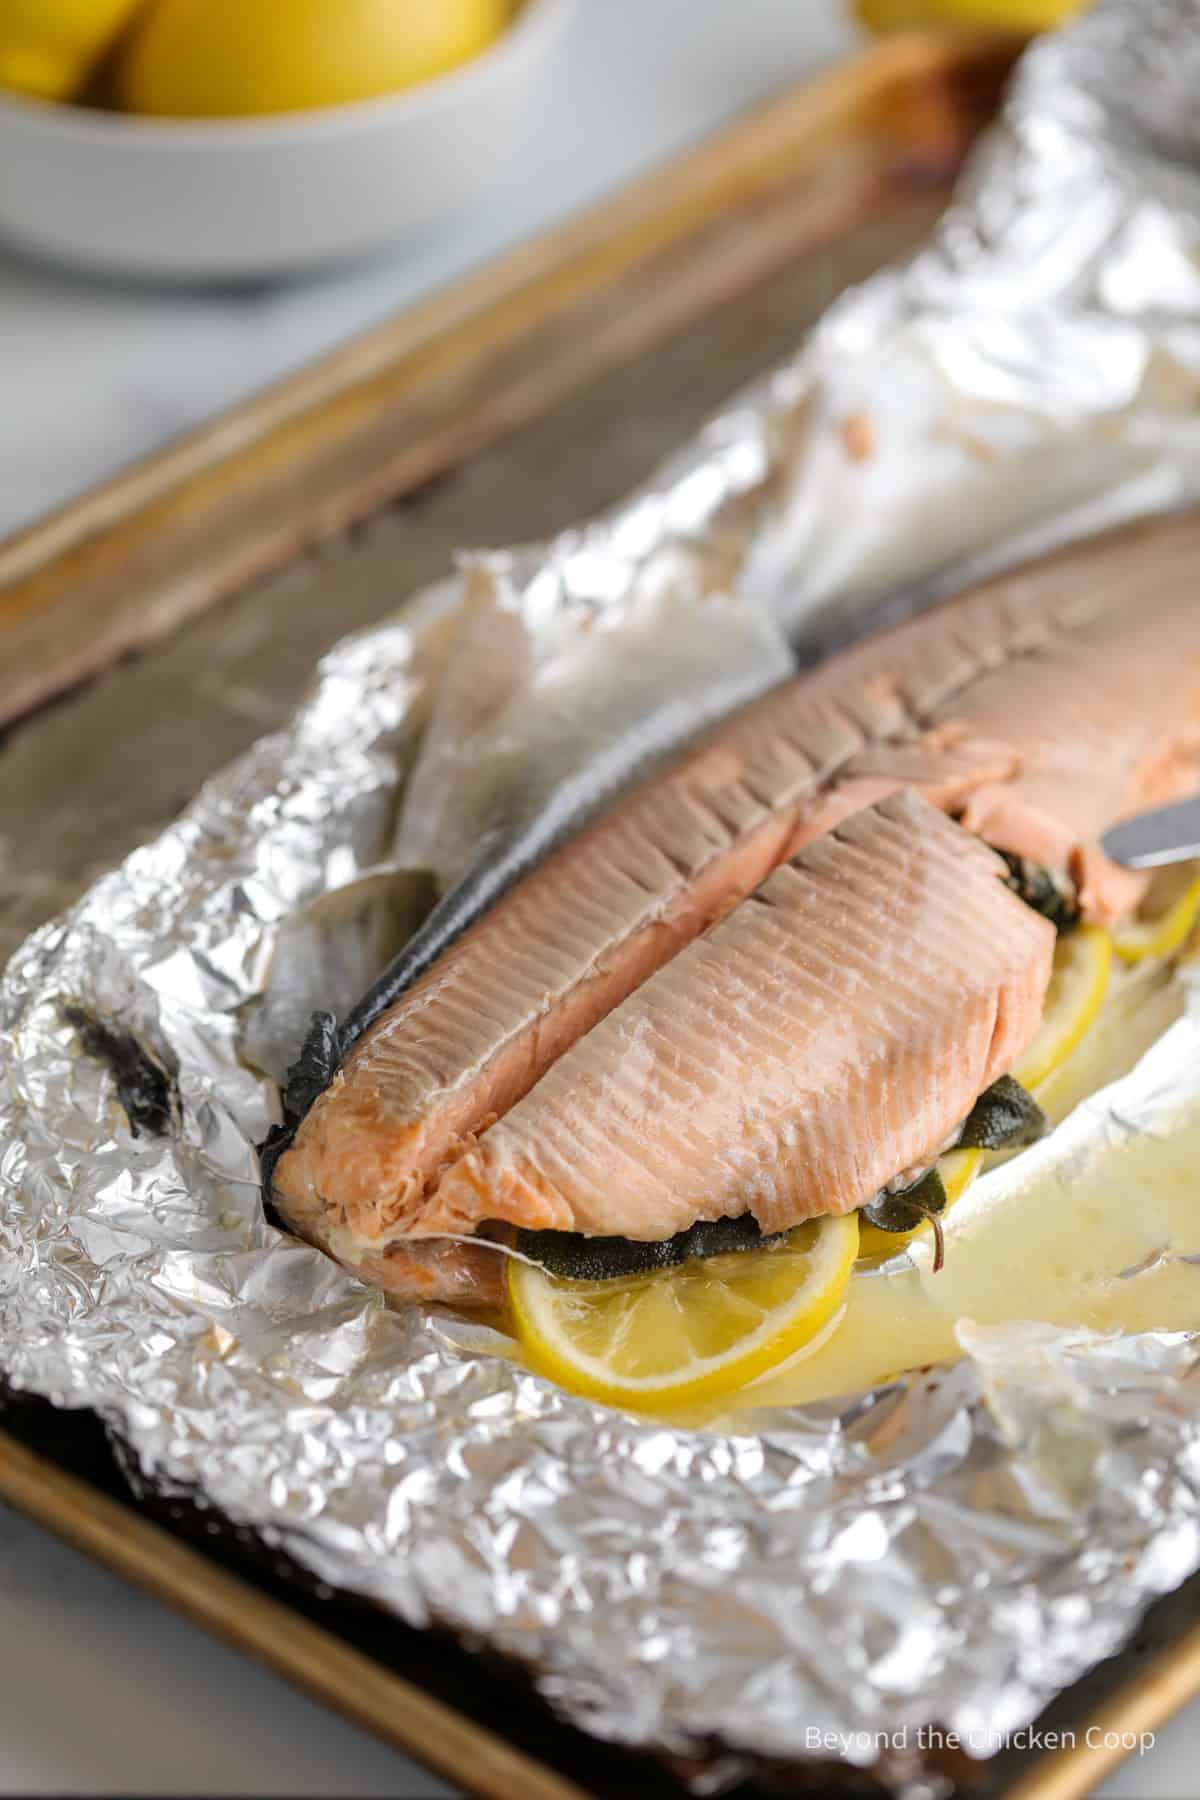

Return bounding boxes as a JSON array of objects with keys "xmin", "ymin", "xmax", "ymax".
[
  {"xmin": 958, "ymin": 1075, "xmax": 1047, "ymax": 1151},
  {"xmin": 862, "ymin": 1166, "xmax": 947, "ymax": 1233},
  {"xmin": 518, "ymin": 1214, "xmax": 785, "ymax": 1282}
]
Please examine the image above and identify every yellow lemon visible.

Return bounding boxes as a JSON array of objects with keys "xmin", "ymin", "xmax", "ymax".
[
  {"xmin": 1013, "ymin": 925, "xmax": 1112, "ymax": 1093},
  {"xmin": 508, "ymin": 1213, "xmax": 860, "ymax": 1415},
  {"xmin": 1112, "ymin": 865, "xmax": 1200, "ymax": 967},
  {"xmin": 856, "ymin": 0, "xmax": 1084, "ymax": 30},
  {"xmin": 117, "ymin": 0, "xmax": 513, "ymax": 119},
  {"xmin": 0, "ymin": 0, "xmax": 144, "ymax": 102}
]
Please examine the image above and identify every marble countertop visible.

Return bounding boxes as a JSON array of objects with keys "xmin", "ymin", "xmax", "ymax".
[{"xmin": 1, "ymin": 2, "xmax": 1198, "ymax": 1794}]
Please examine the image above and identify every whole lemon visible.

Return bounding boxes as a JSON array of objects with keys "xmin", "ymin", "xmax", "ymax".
[
  {"xmin": 857, "ymin": 0, "xmax": 1085, "ymax": 28},
  {"xmin": 117, "ymin": 0, "xmax": 513, "ymax": 119},
  {"xmin": 0, "ymin": 0, "xmax": 145, "ymax": 102}
]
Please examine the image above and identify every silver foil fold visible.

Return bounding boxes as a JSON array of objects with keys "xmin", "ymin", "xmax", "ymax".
[{"xmin": 6, "ymin": 2, "xmax": 1200, "ymax": 1790}]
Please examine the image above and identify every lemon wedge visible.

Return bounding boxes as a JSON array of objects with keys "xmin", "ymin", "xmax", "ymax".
[
  {"xmin": 1013, "ymin": 925, "xmax": 1112, "ymax": 1093},
  {"xmin": 508, "ymin": 1213, "xmax": 859, "ymax": 1414},
  {"xmin": 1112, "ymin": 866, "xmax": 1200, "ymax": 966}
]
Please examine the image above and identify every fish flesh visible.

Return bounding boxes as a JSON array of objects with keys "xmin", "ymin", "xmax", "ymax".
[
  {"xmin": 273, "ymin": 515, "xmax": 1200, "ymax": 1276},
  {"xmin": 271, "ymin": 513, "xmax": 1200, "ymax": 1296},
  {"xmin": 435, "ymin": 795, "xmax": 1053, "ymax": 1238},
  {"xmin": 272, "ymin": 574, "xmax": 791, "ymax": 1129}
]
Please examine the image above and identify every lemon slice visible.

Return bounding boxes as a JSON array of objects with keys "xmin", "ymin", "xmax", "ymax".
[
  {"xmin": 1112, "ymin": 867, "xmax": 1200, "ymax": 966},
  {"xmin": 1013, "ymin": 925, "xmax": 1112, "ymax": 1093},
  {"xmin": 508, "ymin": 1213, "xmax": 859, "ymax": 1414},
  {"xmin": 856, "ymin": 1146, "xmax": 983, "ymax": 1262}
]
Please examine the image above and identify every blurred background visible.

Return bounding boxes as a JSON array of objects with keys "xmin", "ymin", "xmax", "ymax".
[
  {"xmin": 0, "ymin": 0, "xmax": 1082, "ymax": 543},
  {"xmin": 0, "ymin": 0, "xmax": 841, "ymax": 539}
]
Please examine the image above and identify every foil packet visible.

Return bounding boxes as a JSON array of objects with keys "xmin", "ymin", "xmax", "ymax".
[{"xmin": 6, "ymin": 2, "xmax": 1200, "ymax": 1792}]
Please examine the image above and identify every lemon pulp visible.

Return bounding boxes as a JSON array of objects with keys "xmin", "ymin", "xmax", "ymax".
[{"xmin": 508, "ymin": 1213, "xmax": 859, "ymax": 1414}]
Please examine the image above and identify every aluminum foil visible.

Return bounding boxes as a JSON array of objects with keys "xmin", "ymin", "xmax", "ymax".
[
  {"xmin": 6, "ymin": 2, "xmax": 1200, "ymax": 1791},
  {"xmin": 381, "ymin": 0, "xmax": 1200, "ymax": 937}
]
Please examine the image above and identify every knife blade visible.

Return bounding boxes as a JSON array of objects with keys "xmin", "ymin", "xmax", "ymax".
[{"xmin": 1101, "ymin": 795, "xmax": 1200, "ymax": 869}]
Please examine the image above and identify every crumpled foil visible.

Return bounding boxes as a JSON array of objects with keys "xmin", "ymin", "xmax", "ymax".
[
  {"xmin": 6, "ymin": 2, "xmax": 1200, "ymax": 1792},
  {"xmin": 385, "ymin": 0, "xmax": 1200, "ymax": 922}
]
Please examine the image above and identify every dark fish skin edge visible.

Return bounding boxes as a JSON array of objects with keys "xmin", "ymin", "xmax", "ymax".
[
  {"xmin": 257, "ymin": 837, "xmax": 593, "ymax": 1195},
  {"xmin": 258, "ymin": 861, "xmax": 526, "ymax": 1191},
  {"xmin": 61, "ymin": 1004, "xmax": 176, "ymax": 1139}
]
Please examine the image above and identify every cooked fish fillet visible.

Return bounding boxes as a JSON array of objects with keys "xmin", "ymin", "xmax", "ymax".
[
  {"xmin": 435, "ymin": 795, "xmax": 1054, "ymax": 1237},
  {"xmin": 295, "ymin": 1225, "xmax": 504, "ymax": 1309},
  {"xmin": 273, "ymin": 513, "xmax": 1200, "ymax": 1286}
]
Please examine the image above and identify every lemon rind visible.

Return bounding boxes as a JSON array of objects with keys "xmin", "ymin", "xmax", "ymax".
[{"xmin": 509, "ymin": 1213, "xmax": 860, "ymax": 1413}]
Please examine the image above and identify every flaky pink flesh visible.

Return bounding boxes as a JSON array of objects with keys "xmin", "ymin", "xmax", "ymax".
[
  {"xmin": 268, "ymin": 1216, "xmax": 505, "ymax": 1309},
  {"xmin": 272, "ymin": 513, "xmax": 1200, "ymax": 1295},
  {"xmin": 436, "ymin": 795, "xmax": 1054, "ymax": 1239}
]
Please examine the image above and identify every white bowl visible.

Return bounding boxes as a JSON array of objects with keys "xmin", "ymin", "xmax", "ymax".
[{"xmin": 0, "ymin": 0, "xmax": 572, "ymax": 282}]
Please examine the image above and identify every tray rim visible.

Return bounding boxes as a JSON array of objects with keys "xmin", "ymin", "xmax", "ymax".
[
  {"xmin": 0, "ymin": 1427, "xmax": 586, "ymax": 1800},
  {"xmin": 6, "ymin": 1414, "xmax": 1200, "ymax": 1800}
]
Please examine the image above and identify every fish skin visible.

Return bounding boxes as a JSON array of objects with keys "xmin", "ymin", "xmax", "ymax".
[
  {"xmin": 435, "ymin": 794, "xmax": 1054, "ymax": 1239},
  {"xmin": 272, "ymin": 514, "xmax": 1200, "ymax": 1292}
]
